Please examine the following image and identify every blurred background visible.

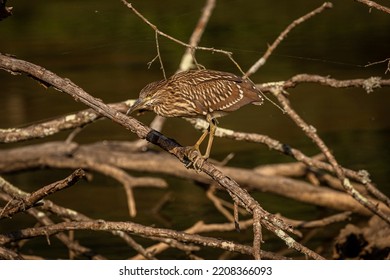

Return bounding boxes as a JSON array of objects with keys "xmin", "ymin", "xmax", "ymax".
[{"xmin": 0, "ymin": 0, "xmax": 389, "ymax": 258}]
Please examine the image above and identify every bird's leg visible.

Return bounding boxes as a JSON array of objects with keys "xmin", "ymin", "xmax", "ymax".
[
  {"xmin": 185, "ymin": 122, "xmax": 209, "ymax": 170},
  {"xmin": 203, "ymin": 116, "xmax": 217, "ymax": 159},
  {"xmin": 186, "ymin": 116, "xmax": 217, "ymax": 171},
  {"xmin": 193, "ymin": 127, "xmax": 209, "ymax": 154}
]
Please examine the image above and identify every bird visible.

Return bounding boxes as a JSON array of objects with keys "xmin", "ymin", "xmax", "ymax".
[{"xmin": 127, "ymin": 69, "xmax": 264, "ymax": 160}]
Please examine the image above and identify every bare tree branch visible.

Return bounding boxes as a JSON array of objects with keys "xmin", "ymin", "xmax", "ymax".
[
  {"xmin": 258, "ymin": 74, "xmax": 390, "ymax": 93},
  {"xmin": 0, "ymin": 101, "xmax": 131, "ymax": 143},
  {"xmin": 0, "ymin": 178, "xmax": 158, "ymax": 259},
  {"xmin": 0, "ymin": 220, "xmax": 269, "ymax": 258},
  {"xmin": 355, "ymin": 0, "xmax": 390, "ymax": 14},
  {"xmin": 0, "ymin": 169, "xmax": 86, "ymax": 219},
  {"xmin": 273, "ymin": 88, "xmax": 390, "ymax": 225}
]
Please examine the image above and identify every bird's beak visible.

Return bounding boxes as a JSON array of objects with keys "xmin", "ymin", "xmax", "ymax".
[{"xmin": 126, "ymin": 98, "xmax": 143, "ymax": 115}]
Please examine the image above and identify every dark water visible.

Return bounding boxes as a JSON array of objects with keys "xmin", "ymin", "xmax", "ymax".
[{"xmin": 0, "ymin": 0, "xmax": 389, "ymax": 259}]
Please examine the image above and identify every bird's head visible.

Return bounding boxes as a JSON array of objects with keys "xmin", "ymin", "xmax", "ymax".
[{"xmin": 126, "ymin": 80, "xmax": 166, "ymax": 115}]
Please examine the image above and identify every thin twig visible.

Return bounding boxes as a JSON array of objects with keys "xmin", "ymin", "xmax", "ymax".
[
  {"xmin": 206, "ymin": 185, "xmax": 235, "ymax": 222},
  {"xmin": 365, "ymin": 58, "xmax": 390, "ymax": 74},
  {"xmin": 245, "ymin": 2, "xmax": 333, "ymax": 78},
  {"xmin": 120, "ymin": 0, "xmax": 243, "ymax": 71},
  {"xmin": 281, "ymin": 211, "xmax": 352, "ymax": 229},
  {"xmin": 120, "ymin": 0, "xmax": 229, "ymax": 55},
  {"xmin": 355, "ymin": 0, "xmax": 390, "ymax": 14},
  {"xmin": 147, "ymin": 55, "xmax": 159, "ymax": 69},
  {"xmin": 155, "ymin": 31, "xmax": 166, "ymax": 79}
]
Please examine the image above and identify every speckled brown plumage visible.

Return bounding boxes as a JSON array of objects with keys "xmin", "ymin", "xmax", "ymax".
[{"xmin": 127, "ymin": 69, "xmax": 264, "ymax": 159}]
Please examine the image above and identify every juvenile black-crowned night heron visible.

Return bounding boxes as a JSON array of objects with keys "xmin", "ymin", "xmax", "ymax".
[{"xmin": 127, "ymin": 69, "xmax": 264, "ymax": 159}]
